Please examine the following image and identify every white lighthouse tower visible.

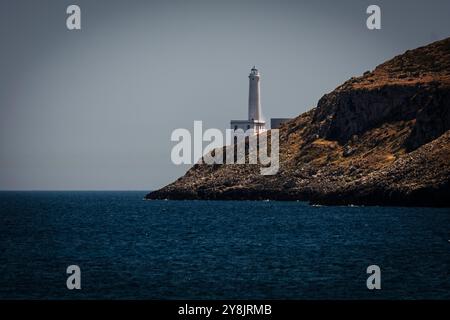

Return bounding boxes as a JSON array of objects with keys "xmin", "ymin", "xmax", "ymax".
[
  {"xmin": 230, "ymin": 66, "xmax": 266, "ymax": 134},
  {"xmin": 248, "ymin": 67, "xmax": 262, "ymax": 123}
]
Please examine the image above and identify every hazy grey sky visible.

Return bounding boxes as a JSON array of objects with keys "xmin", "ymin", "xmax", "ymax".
[{"xmin": 1, "ymin": 0, "xmax": 450, "ymax": 190}]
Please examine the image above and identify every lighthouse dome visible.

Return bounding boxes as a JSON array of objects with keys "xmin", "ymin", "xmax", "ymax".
[{"xmin": 250, "ymin": 66, "xmax": 260, "ymax": 76}]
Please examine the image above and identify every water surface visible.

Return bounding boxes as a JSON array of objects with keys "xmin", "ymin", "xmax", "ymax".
[{"xmin": 0, "ymin": 191, "xmax": 449, "ymax": 299}]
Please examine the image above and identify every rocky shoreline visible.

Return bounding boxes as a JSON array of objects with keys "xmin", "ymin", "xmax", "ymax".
[{"xmin": 146, "ymin": 38, "xmax": 450, "ymax": 207}]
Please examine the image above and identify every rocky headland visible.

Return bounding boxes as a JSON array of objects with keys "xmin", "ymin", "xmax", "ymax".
[{"xmin": 147, "ymin": 37, "xmax": 450, "ymax": 207}]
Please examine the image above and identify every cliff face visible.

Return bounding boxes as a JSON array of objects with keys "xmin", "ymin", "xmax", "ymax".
[{"xmin": 147, "ymin": 38, "xmax": 450, "ymax": 206}]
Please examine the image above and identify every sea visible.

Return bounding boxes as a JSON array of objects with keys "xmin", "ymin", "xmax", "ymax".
[{"xmin": 0, "ymin": 191, "xmax": 449, "ymax": 299}]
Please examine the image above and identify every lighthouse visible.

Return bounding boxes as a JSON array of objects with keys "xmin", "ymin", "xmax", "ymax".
[
  {"xmin": 248, "ymin": 66, "xmax": 262, "ymax": 122},
  {"xmin": 230, "ymin": 66, "xmax": 266, "ymax": 134}
]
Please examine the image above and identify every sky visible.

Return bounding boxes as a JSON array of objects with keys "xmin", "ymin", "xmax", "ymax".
[{"xmin": 1, "ymin": 0, "xmax": 450, "ymax": 190}]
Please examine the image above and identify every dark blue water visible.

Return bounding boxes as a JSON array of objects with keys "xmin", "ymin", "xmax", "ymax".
[{"xmin": 0, "ymin": 191, "xmax": 449, "ymax": 299}]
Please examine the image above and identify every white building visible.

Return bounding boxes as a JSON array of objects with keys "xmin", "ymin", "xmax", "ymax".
[
  {"xmin": 231, "ymin": 67, "xmax": 293, "ymax": 134},
  {"xmin": 230, "ymin": 67, "xmax": 266, "ymax": 135}
]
